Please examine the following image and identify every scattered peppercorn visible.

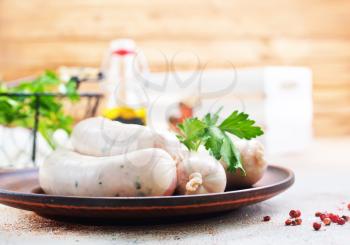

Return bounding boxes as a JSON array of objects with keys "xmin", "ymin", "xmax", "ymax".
[
  {"xmin": 295, "ymin": 218, "xmax": 302, "ymax": 225},
  {"xmin": 285, "ymin": 219, "xmax": 292, "ymax": 226},
  {"xmin": 323, "ymin": 217, "xmax": 331, "ymax": 226},
  {"xmin": 289, "ymin": 210, "xmax": 301, "ymax": 218},
  {"xmin": 337, "ymin": 218, "xmax": 346, "ymax": 225},
  {"xmin": 342, "ymin": 215, "xmax": 349, "ymax": 222},
  {"xmin": 313, "ymin": 222, "xmax": 321, "ymax": 231},
  {"xmin": 329, "ymin": 213, "xmax": 340, "ymax": 223},
  {"xmin": 277, "ymin": 206, "xmax": 349, "ymax": 230},
  {"xmin": 320, "ymin": 213, "xmax": 328, "ymax": 221},
  {"xmin": 263, "ymin": 216, "xmax": 271, "ymax": 222}
]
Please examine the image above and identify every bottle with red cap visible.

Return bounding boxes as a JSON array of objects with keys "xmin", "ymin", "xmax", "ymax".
[{"xmin": 100, "ymin": 39, "xmax": 148, "ymax": 125}]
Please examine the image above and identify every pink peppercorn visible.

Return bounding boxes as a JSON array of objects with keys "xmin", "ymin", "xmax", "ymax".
[
  {"xmin": 289, "ymin": 210, "xmax": 301, "ymax": 218},
  {"xmin": 329, "ymin": 214, "xmax": 340, "ymax": 223},
  {"xmin": 313, "ymin": 222, "xmax": 321, "ymax": 231},
  {"xmin": 320, "ymin": 213, "xmax": 328, "ymax": 221},
  {"xmin": 295, "ymin": 218, "xmax": 302, "ymax": 225},
  {"xmin": 337, "ymin": 218, "xmax": 346, "ymax": 225},
  {"xmin": 342, "ymin": 215, "xmax": 349, "ymax": 222},
  {"xmin": 263, "ymin": 216, "xmax": 271, "ymax": 222},
  {"xmin": 323, "ymin": 217, "xmax": 331, "ymax": 226},
  {"xmin": 285, "ymin": 219, "xmax": 292, "ymax": 226}
]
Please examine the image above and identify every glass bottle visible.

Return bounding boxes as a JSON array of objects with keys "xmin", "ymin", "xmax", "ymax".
[{"xmin": 100, "ymin": 39, "xmax": 148, "ymax": 125}]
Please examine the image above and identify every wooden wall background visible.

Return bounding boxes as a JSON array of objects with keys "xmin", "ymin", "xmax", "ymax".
[{"xmin": 0, "ymin": 0, "xmax": 349, "ymax": 137}]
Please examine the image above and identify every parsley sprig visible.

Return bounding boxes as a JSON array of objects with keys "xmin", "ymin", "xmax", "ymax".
[
  {"xmin": 177, "ymin": 109, "xmax": 264, "ymax": 173},
  {"xmin": 0, "ymin": 71, "xmax": 79, "ymax": 148}
]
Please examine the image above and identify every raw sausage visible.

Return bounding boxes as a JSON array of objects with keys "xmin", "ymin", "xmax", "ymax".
[
  {"xmin": 221, "ymin": 139, "xmax": 267, "ymax": 189},
  {"xmin": 39, "ymin": 148, "xmax": 177, "ymax": 197},
  {"xmin": 176, "ymin": 150, "xmax": 227, "ymax": 195},
  {"xmin": 71, "ymin": 117, "xmax": 183, "ymax": 160}
]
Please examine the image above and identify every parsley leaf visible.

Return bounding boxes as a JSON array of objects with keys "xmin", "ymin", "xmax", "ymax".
[
  {"xmin": 219, "ymin": 111, "xmax": 264, "ymax": 139},
  {"xmin": 221, "ymin": 133, "xmax": 245, "ymax": 174},
  {"xmin": 204, "ymin": 126, "xmax": 224, "ymax": 159},
  {"xmin": 176, "ymin": 108, "xmax": 263, "ymax": 173},
  {"xmin": 203, "ymin": 107, "xmax": 222, "ymax": 126},
  {"xmin": 177, "ymin": 118, "xmax": 207, "ymax": 151}
]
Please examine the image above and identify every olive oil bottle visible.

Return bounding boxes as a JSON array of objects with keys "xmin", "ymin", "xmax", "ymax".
[{"xmin": 101, "ymin": 39, "xmax": 148, "ymax": 125}]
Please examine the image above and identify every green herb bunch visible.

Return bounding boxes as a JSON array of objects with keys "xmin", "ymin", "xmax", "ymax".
[
  {"xmin": 177, "ymin": 109, "xmax": 264, "ymax": 173},
  {"xmin": 0, "ymin": 70, "xmax": 79, "ymax": 148}
]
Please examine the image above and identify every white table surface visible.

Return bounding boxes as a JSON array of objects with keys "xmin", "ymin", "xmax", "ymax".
[{"xmin": 0, "ymin": 138, "xmax": 349, "ymax": 245}]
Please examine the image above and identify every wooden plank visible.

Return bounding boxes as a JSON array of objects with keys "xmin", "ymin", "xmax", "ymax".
[
  {"xmin": 2, "ymin": 39, "xmax": 350, "ymax": 71},
  {"xmin": 0, "ymin": 40, "xmax": 267, "ymax": 71},
  {"xmin": 268, "ymin": 39, "xmax": 350, "ymax": 63},
  {"xmin": 314, "ymin": 117, "xmax": 350, "ymax": 137},
  {"xmin": 314, "ymin": 89, "xmax": 350, "ymax": 104},
  {"xmin": 314, "ymin": 126, "xmax": 350, "ymax": 137},
  {"xmin": 1, "ymin": 0, "xmax": 350, "ymax": 41}
]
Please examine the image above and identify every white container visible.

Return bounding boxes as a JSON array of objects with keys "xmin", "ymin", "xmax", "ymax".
[{"xmin": 234, "ymin": 66, "xmax": 313, "ymax": 155}]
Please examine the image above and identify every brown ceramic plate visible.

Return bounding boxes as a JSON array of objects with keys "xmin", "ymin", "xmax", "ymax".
[{"xmin": 0, "ymin": 165, "xmax": 294, "ymax": 222}]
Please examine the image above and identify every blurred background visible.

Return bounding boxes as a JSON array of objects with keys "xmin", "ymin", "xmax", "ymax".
[{"xmin": 0, "ymin": 0, "xmax": 349, "ymax": 166}]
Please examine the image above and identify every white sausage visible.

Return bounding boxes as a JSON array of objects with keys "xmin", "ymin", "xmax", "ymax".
[
  {"xmin": 67, "ymin": 117, "xmax": 227, "ymax": 196},
  {"xmin": 176, "ymin": 150, "xmax": 227, "ymax": 195},
  {"xmin": 221, "ymin": 139, "xmax": 267, "ymax": 189},
  {"xmin": 71, "ymin": 117, "xmax": 183, "ymax": 160},
  {"xmin": 39, "ymin": 148, "xmax": 177, "ymax": 197}
]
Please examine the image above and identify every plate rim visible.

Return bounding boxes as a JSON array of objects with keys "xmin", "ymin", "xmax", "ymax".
[{"xmin": 0, "ymin": 165, "xmax": 294, "ymax": 203}]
